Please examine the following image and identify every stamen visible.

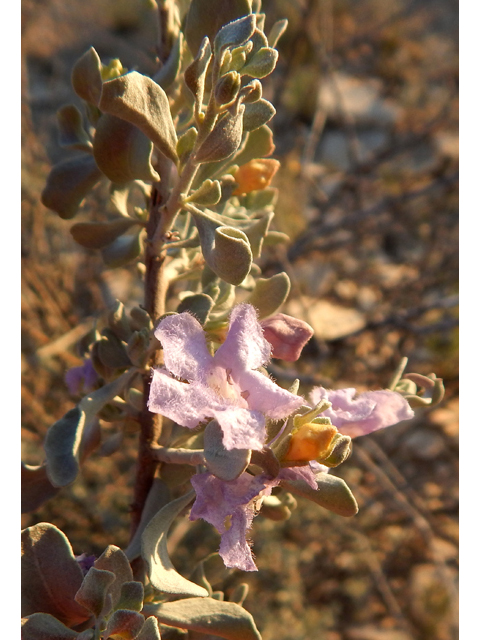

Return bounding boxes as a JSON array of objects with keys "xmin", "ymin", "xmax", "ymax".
[
  {"xmin": 226, "ymin": 368, "xmax": 233, "ymax": 385},
  {"xmin": 241, "ymin": 390, "xmax": 250, "ymax": 400}
]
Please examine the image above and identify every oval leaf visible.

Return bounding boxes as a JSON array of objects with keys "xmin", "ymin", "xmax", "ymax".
[
  {"xmin": 204, "ymin": 419, "xmax": 251, "ymax": 481},
  {"xmin": 233, "ymin": 125, "xmax": 275, "ymax": 166},
  {"xmin": 57, "ymin": 104, "xmax": 92, "ymax": 152},
  {"xmin": 177, "ymin": 293, "xmax": 215, "ymax": 324},
  {"xmin": 94, "ymin": 545, "xmax": 133, "ymax": 609},
  {"xmin": 242, "ymin": 99, "xmax": 276, "ymax": 132},
  {"xmin": 280, "ymin": 473, "xmax": 358, "ymax": 517},
  {"xmin": 105, "ymin": 610, "xmax": 145, "ymax": 640},
  {"xmin": 21, "ymin": 613, "xmax": 81, "ymax": 640},
  {"xmin": 71, "ymin": 218, "xmax": 140, "ymax": 250},
  {"xmin": 71, "ymin": 47, "xmax": 103, "ymax": 106},
  {"xmin": 21, "ymin": 523, "xmax": 91, "ymax": 626},
  {"xmin": 185, "ymin": 0, "xmax": 252, "ymax": 56},
  {"xmin": 195, "ymin": 107, "xmax": 245, "ymax": 164},
  {"xmin": 44, "ymin": 407, "xmax": 86, "ymax": 487},
  {"xmin": 41, "ymin": 155, "xmax": 103, "ymax": 219},
  {"xmin": 21, "ymin": 462, "xmax": 60, "ymax": 513},
  {"xmin": 246, "ymin": 272, "xmax": 291, "ymax": 319},
  {"xmin": 137, "ymin": 617, "xmax": 162, "ymax": 640},
  {"xmin": 141, "ymin": 490, "xmax": 208, "ymax": 597},
  {"xmin": 101, "ymin": 228, "xmax": 143, "ymax": 268},
  {"xmin": 124, "ymin": 479, "xmax": 171, "ymax": 562},
  {"xmin": 99, "ymin": 71, "xmax": 178, "ymax": 163},
  {"xmin": 93, "ymin": 114, "xmax": 160, "ymax": 184},
  {"xmin": 145, "ymin": 597, "xmax": 262, "ymax": 640},
  {"xmin": 74, "ymin": 567, "xmax": 116, "ymax": 617}
]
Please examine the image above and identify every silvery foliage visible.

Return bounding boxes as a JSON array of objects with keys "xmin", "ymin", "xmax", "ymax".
[{"xmin": 22, "ymin": 0, "xmax": 444, "ymax": 638}]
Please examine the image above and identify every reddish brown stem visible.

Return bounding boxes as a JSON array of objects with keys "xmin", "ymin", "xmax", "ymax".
[{"xmin": 129, "ymin": 170, "xmax": 171, "ymax": 541}]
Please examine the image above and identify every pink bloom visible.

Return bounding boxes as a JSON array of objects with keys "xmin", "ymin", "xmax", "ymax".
[
  {"xmin": 260, "ymin": 314, "xmax": 314, "ymax": 362},
  {"xmin": 309, "ymin": 387, "xmax": 414, "ymax": 438},
  {"xmin": 190, "ymin": 464, "xmax": 323, "ymax": 571},
  {"xmin": 148, "ymin": 304, "xmax": 303, "ymax": 451}
]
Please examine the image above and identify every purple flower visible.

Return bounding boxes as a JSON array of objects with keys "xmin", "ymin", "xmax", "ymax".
[
  {"xmin": 65, "ymin": 359, "xmax": 99, "ymax": 395},
  {"xmin": 190, "ymin": 464, "xmax": 326, "ymax": 571},
  {"xmin": 75, "ymin": 553, "xmax": 96, "ymax": 576},
  {"xmin": 148, "ymin": 304, "xmax": 304, "ymax": 451},
  {"xmin": 309, "ymin": 387, "xmax": 414, "ymax": 438}
]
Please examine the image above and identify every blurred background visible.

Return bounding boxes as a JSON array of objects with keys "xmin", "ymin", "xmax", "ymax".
[{"xmin": 21, "ymin": 1, "xmax": 458, "ymax": 638}]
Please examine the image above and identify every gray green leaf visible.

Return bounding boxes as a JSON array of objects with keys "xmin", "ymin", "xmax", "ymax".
[
  {"xmin": 99, "ymin": 71, "xmax": 178, "ymax": 163},
  {"xmin": 21, "ymin": 523, "xmax": 91, "ymax": 627},
  {"xmin": 71, "ymin": 47, "xmax": 103, "ymax": 106},
  {"xmin": 185, "ymin": 0, "xmax": 252, "ymax": 56},
  {"xmin": 204, "ymin": 419, "xmax": 251, "ymax": 481},
  {"xmin": 144, "ymin": 597, "xmax": 262, "ymax": 640},
  {"xmin": 74, "ymin": 567, "xmax": 116, "ymax": 617},
  {"xmin": 41, "ymin": 155, "xmax": 103, "ymax": 219},
  {"xmin": 57, "ymin": 104, "xmax": 92, "ymax": 152},
  {"xmin": 242, "ymin": 99, "xmax": 276, "ymax": 132},
  {"xmin": 70, "ymin": 218, "xmax": 141, "ymax": 250},
  {"xmin": 93, "ymin": 114, "xmax": 160, "ymax": 184},
  {"xmin": 280, "ymin": 473, "xmax": 358, "ymax": 517},
  {"xmin": 246, "ymin": 272, "xmax": 291, "ymax": 319},
  {"xmin": 141, "ymin": 490, "xmax": 208, "ymax": 597},
  {"xmin": 21, "ymin": 613, "xmax": 81, "ymax": 640}
]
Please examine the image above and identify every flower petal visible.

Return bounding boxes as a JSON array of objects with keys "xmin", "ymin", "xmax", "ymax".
[
  {"xmin": 212, "ymin": 405, "xmax": 266, "ymax": 451},
  {"xmin": 279, "ymin": 465, "xmax": 318, "ymax": 490},
  {"xmin": 148, "ymin": 369, "xmax": 218, "ymax": 428},
  {"xmin": 238, "ymin": 369, "xmax": 304, "ymax": 420},
  {"xmin": 154, "ymin": 312, "xmax": 213, "ymax": 382},
  {"xmin": 214, "ymin": 304, "xmax": 271, "ymax": 372},
  {"xmin": 310, "ymin": 387, "xmax": 414, "ymax": 437}
]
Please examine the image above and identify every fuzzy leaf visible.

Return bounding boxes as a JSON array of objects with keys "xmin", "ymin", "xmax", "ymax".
[
  {"xmin": 44, "ymin": 407, "xmax": 86, "ymax": 488},
  {"xmin": 101, "ymin": 228, "xmax": 143, "ymax": 268},
  {"xmin": 99, "ymin": 71, "xmax": 178, "ymax": 163},
  {"xmin": 242, "ymin": 100, "xmax": 276, "ymax": 132},
  {"xmin": 203, "ymin": 420, "xmax": 251, "ymax": 481},
  {"xmin": 241, "ymin": 212, "xmax": 273, "ymax": 258},
  {"xmin": 233, "ymin": 125, "xmax": 275, "ymax": 166},
  {"xmin": 41, "ymin": 155, "xmax": 103, "ymax": 219},
  {"xmin": 74, "ymin": 567, "xmax": 116, "ymax": 617},
  {"xmin": 185, "ymin": 0, "xmax": 252, "ymax": 56},
  {"xmin": 242, "ymin": 47, "xmax": 278, "ymax": 79},
  {"xmin": 137, "ymin": 617, "xmax": 162, "ymax": 640},
  {"xmin": 21, "ymin": 613, "xmax": 81, "ymax": 640},
  {"xmin": 186, "ymin": 179, "xmax": 222, "ymax": 206},
  {"xmin": 21, "ymin": 523, "xmax": 91, "ymax": 626},
  {"xmin": 184, "ymin": 36, "xmax": 212, "ymax": 107},
  {"xmin": 177, "ymin": 293, "xmax": 215, "ymax": 324},
  {"xmin": 115, "ymin": 581, "xmax": 144, "ymax": 612},
  {"xmin": 104, "ymin": 609, "xmax": 145, "ymax": 640},
  {"xmin": 142, "ymin": 490, "xmax": 209, "ymax": 597},
  {"xmin": 124, "ymin": 479, "xmax": 171, "ymax": 562},
  {"xmin": 57, "ymin": 104, "xmax": 92, "ymax": 152},
  {"xmin": 71, "ymin": 47, "xmax": 103, "ymax": 106},
  {"xmin": 145, "ymin": 598, "xmax": 262, "ymax": 640},
  {"xmin": 71, "ymin": 218, "xmax": 141, "ymax": 249},
  {"xmin": 195, "ymin": 107, "xmax": 245, "ymax": 164},
  {"xmin": 246, "ymin": 272, "xmax": 291, "ymax": 319},
  {"xmin": 21, "ymin": 462, "xmax": 60, "ymax": 513},
  {"xmin": 44, "ymin": 370, "xmax": 135, "ymax": 487},
  {"xmin": 94, "ymin": 545, "xmax": 133, "ymax": 609},
  {"xmin": 191, "ymin": 209, "xmax": 252, "ymax": 285},
  {"xmin": 153, "ymin": 32, "xmax": 184, "ymax": 90},
  {"xmin": 280, "ymin": 473, "xmax": 358, "ymax": 517},
  {"xmin": 97, "ymin": 328, "xmax": 131, "ymax": 369},
  {"xmin": 214, "ymin": 14, "xmax": 256, "ymax": 54},
  {"xmin": 267, "ymin": 19, "xmax": 288, "ymax": 47},
  {"xmin": 93, "ymin": 114, "xmax": 160, "ymax": 184}
]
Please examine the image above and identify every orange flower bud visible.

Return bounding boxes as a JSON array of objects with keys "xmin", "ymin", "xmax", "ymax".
[
  {"xmin": 232, "ymin": 159, "xmax": 280, "ymax": 195},
  {"xmin": 284, "ymin": 422, "xmax": 338, "ymax": 463}
]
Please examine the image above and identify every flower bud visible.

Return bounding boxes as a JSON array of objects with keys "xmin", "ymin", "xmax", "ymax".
[
  {"xmin": 261, "ymin": 313, "xmax": 313, "ymax": 361},
  {"xmin": 284, "ymin": 422, "xmax": 338, "ymax": 463},
  {"xmin": 232, "ymin": 158, "xmax": 280, "ymax": 195},
  {"xmin": 215, "ymin": 71, "xmax": 241, "ymax": 108}
]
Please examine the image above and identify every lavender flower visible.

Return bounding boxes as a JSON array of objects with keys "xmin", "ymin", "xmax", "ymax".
[
  {"xmin": 65, "ymin": 358, "xmax": 99, "ymax": 395},
  {"xmin": 148, "ymin": 304, "xmax": 303, "ymax": 451},
  {"xmin": 189, "ymin": 463, "xmax": 326, "ymax": 571},
  {"xmin": 309, "ymin": 386, "xmax": 415, "ymax": 438}
]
